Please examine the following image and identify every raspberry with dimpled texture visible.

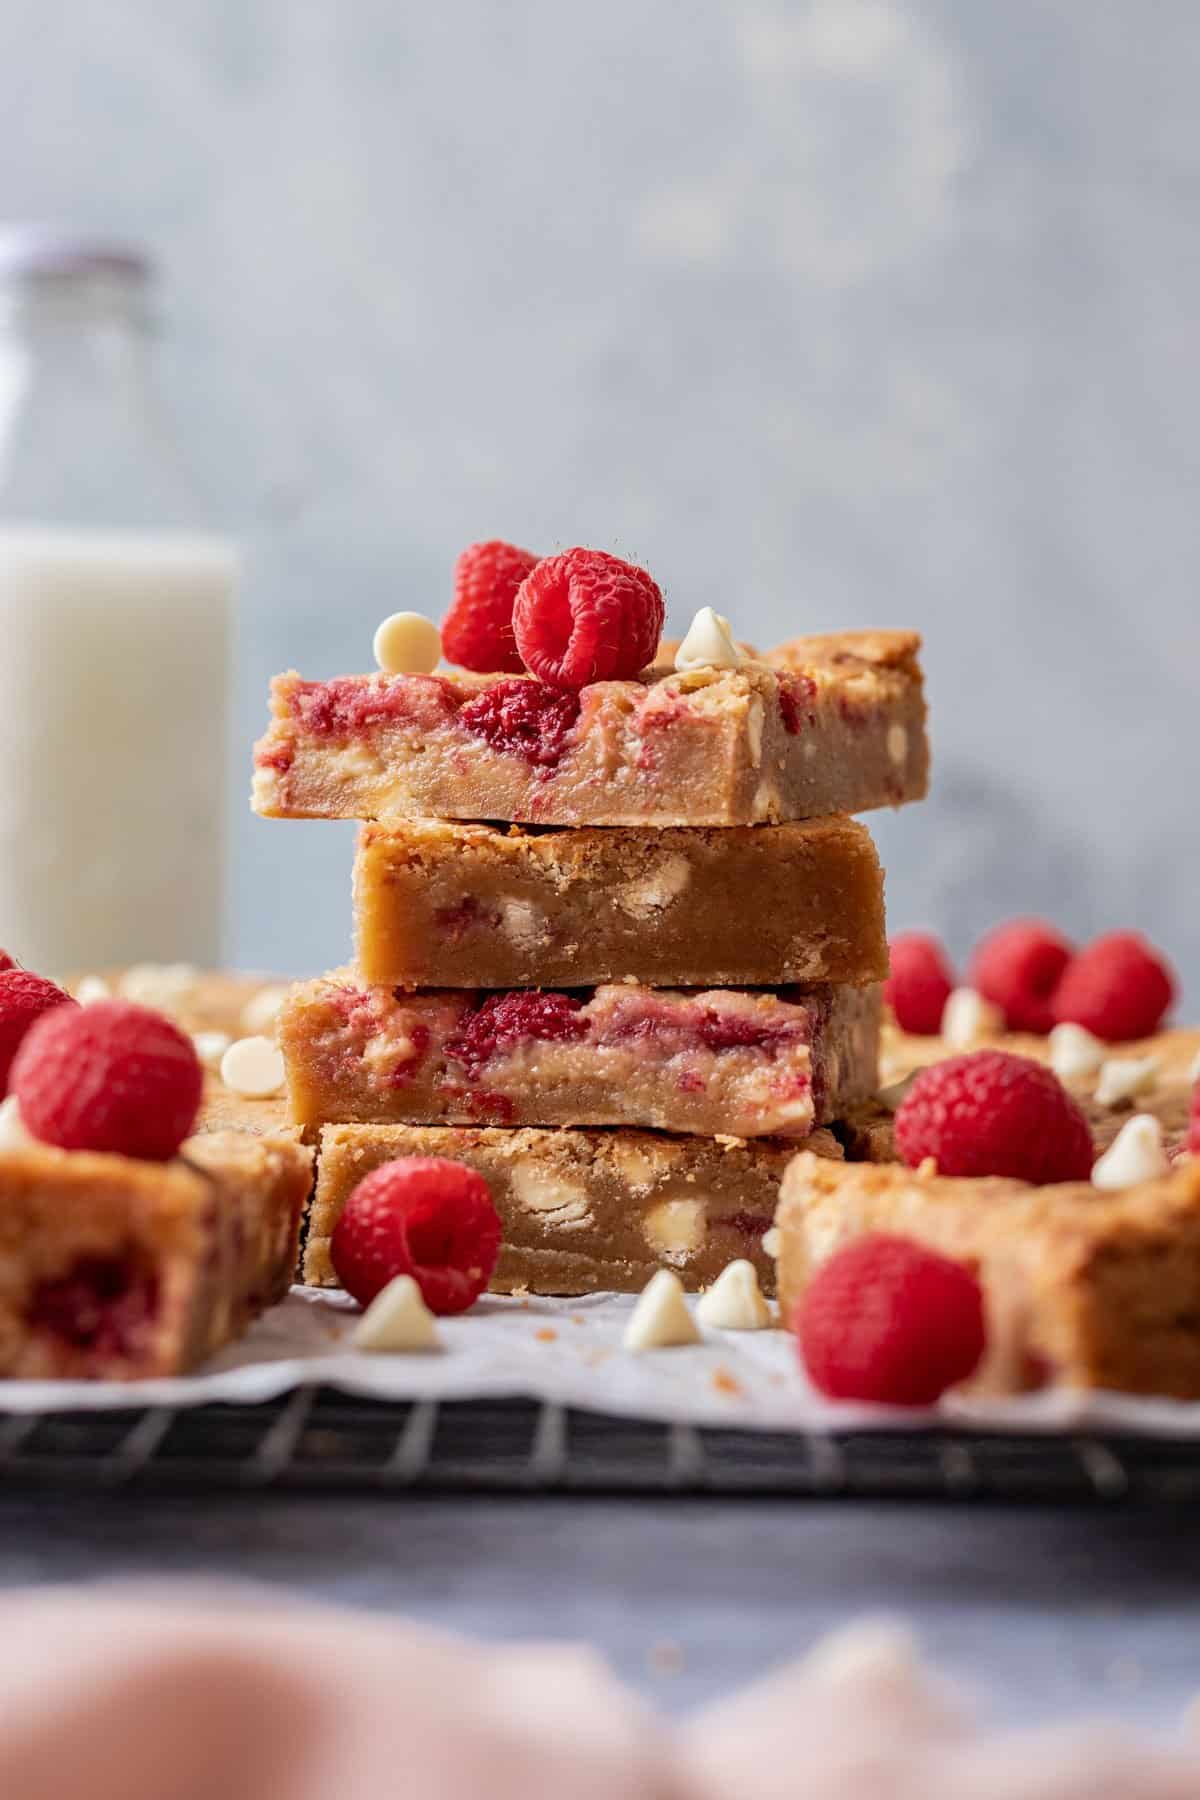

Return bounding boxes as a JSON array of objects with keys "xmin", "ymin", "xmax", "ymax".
[
  {"xmin": 0, "ymin": 951, "xmax": 15, "ymax": 972},
  {"xmin": 967, "ymin": 918, "xmax": 1074, "ymax": 1034},
  {"xmin": 442, "ymin": 539, "xmax": 539, "ymax": 674},
  {"xmin": 331, "ymin": 1156, "xmax": 502, "ymax": 1313},
  {"xmin": 12, "ymin": 999, "xmax": 203, "ymax": 1160},
  {"xmin": 458, "ymin": 678, "xmax": 581, "ymax": 767},
  {"xmin": 0, "ymin": 970, "xmax": 75, "ymax": 1093},
  {"xmin": 883, "ymin": 931, "xmax": 955, "ymax": 1035},
  {"xmin": 447, "ymin": 990, "xmax": 586, "ymax": 1079},
  {"xmin": 895, "ymin": 1049, "xmax": 1094, "ymax": 1184},
  {"xmin": 796, "ymin": 1232, "xmax": 986, "ymax": 1404},
  {"xmin": 512, "ymin": 547, "xmax": 664, "ymax": 689},
  {"xmin": 1050, "ymin": 930, "xmax": 1176, "ymax": 1043}
]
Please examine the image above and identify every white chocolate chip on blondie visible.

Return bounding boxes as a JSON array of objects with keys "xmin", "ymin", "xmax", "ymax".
[
  {"xmin": 0, "ymin": 1096, "xmax": 32, "ymax": 1153},
  {"xmin": 1048, "ymin": 1022, "xmax": 1106, "ymax": 1080},
  {"xmin": 509, "ymin": 1165, "xmax": 591, "ymax": 1224},
  {"xmin": 373, "ymin": 610, "xmax": 442, "ymax": 675},
  {"xmin": 941, "ymin": 987, "xmax": 1003, "ymax": 1050},
  {"xmin": 1092, "ymin": 1115, "xmax": 1170, "ymax": 1190},
  {"xmin": 886, "ymin": 723, "xmax": 908, "ymax": 766},
  {"xmin": 618, "ymin": 855, "xmax": 692, "ymax": 917},
  {"xmin": 241, "ymin": 984, "xmax": 291, "ymax": 1037},
  {"xmin": 643, "ymin": 1197, "xmax": 707, "ymax": 1256},
  {"xmin": 1095, "ymin": 1055, "xmax": 1161, "ymax": 1109},
  {"xmin": 75, "ymin": 975, "xmax": 111, "ymax": 1006},
  {"xmin": 674, "ymin": 607, "xmax": 743, "ymax": 673},
  {"xmin": 220, "ymin": 1035, "xmax": 286, "ymax": 1099}
]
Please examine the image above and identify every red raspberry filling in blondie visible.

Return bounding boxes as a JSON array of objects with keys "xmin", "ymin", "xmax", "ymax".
[{"xmin": 278, "ymin": 975, "xmax": 881, "ymax": 1138}]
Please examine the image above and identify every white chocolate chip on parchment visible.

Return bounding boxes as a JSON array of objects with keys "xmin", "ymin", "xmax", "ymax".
[
  {"xmin": 220, "ymin": 1035, "xmax": 286, "ymax": 1099},
  {"xmin": 353, "ymin": 1275, "xmax": 441, "ymax": 1353},
  {"xmin": 1048, "ymin": 1022, "xmax": 1106, "ymax": 1080},
  {"xmin": 674, "ymin": 607, "xmax": 743, "ymax": 673},
  {"xmin": 1092, "ymin": 1115, "xmax": 1170, "ymax": 1190},
  {"xmin": 373, "ymin": 611, "xmax": 442, "ymax": 675},
  {"xmin": 940, "ymin": 988, "xmax": 1003, "ymax": 1050},
  {"xmin": 623, "ymin": 1270, "xmax": 702, "ymax": 1351},
  {"xmin": 696, "ymin": 1260, "xmax": 772, "ymax": 1330},
  {"xmin": 1094, "ymin": 1055, "xmax": 1160, "ymax": 1109}
]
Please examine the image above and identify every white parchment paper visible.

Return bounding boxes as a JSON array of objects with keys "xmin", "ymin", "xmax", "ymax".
[{"xmin": 4, "ymin": 1285, "xmax": 1200, "ymax": 1436}]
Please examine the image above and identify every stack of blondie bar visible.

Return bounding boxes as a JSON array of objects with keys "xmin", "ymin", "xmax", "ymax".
[{"xmin": 253, "ymin": 624, "xmax": 929, "ymax": 1297}]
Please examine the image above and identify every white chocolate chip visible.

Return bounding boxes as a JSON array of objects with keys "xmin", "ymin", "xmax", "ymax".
[
  {"xmin": 509, "ymin": 1164, "xmax": 591, "ymax": 1224},
  {"xmin": 643, "ymin": 1197, "xmax": 706, "ymax": 1256},
  {"xmin": 192, "ymin": 1029, "xmax": 232, "ymax": 1070},
  {"xmin": 372, "ymin": 610, "xmax": 442, "ymax": 675},
  {"xmin": 609, "ymin": 1140, "xmax": 661, "ymax": 1191},
  {"xmin": 619, "ymin": 855, "xmax": 692, "ymax": 917},
  {"xmin": 623, "ymin": 1270, "xmax": 701, "ymax": 1351},
  {"xmin": 802, "ymin": 1619, "xmax": 920, "ymax": 1688},
  {"xmin": 0, "ymin": 1096, "xmax": 32, "ymax": 1153},
  {"xmin": 1092, "ymin": 1115, "xmax": 1170, "ymax": 1191},
  {"xmin": 220, "ymin": 1035, "xmax": 286, "ymax": 1099},
  {"xmin": 1048, "ymin": 1022, "xmax": 1106, "ymax": 1080},
  {"xmin": 119, "ymin": 962, "xmax": 199, "ymax": 1012},
  {"xmin": 240, "ymin": 984, "xmax": 290, "ymax": 1037},
  {"xmin": 876, "ymin": 1072, "xmax": 918, "ymax": 1113},
  {"xmin": 353, "ymin": 1275, "xmax": 441, "ymax": 1353},
  {"xmin": 674, "ymin": 607, "xmax": 743, "ymax": 672},
  {"xmin": 1094, "ymin": 1055, "xmax": 1160, "ymax": 1109},
  {"xmin": 886, "ymin": 723, "xmax": 909, "ymax": 767},
  {"xmin": 696, "ymin": 1260, "xmax": 772, "ymax": 1330},
  {"xmin": 74, "ymin": 975, "xmax": 111, "ymax": 1006},
  {"xmin": 500, "ymin": 898, "xmax": 547, "ymax": 947},
  {"xmin": 746, "ymin": 695, "xmax": 765, "ymax": 767},
  {"xmin": 940, "ymin": 987, "xmax": 1003, "ymax": 1050},
  {"xmin": 762, "ymin": 1226, "xmax": 782, "ymax": 1260}
]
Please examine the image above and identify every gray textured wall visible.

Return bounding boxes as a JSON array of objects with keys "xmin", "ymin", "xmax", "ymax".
[{"xmin": 1, "ymin": 1, "xmax": 1197, "ymax": 996}]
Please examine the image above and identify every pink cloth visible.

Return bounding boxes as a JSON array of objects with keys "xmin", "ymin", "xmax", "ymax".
[{"xmin": 0, "ymin": 1589, "xmax": 1196, "ymax": 1799}]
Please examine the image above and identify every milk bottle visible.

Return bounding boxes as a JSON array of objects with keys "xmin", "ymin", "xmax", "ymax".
[{"xmin": 0, "ymin": 232, "xmax": 234, "ymax": 972}]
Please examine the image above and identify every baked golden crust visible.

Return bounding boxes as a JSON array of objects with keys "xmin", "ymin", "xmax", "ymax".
[
  {"xmin": 0, "ymin": 1131, "xmax": 311, "ymax": 1379},
  {"xmin": 251, "ymin": 629, "xmax": 929, "ymax": 827},
  {"xmin": 306, "ymin": 1121, "xmax": 841, "ymax": 1295},
  {"xmin": 353, "ymin": 816, "xmax": 887, "ymax": 990},
  {"xmin": 776, "ymin": 1151, "xmax": 1200, "ymax": 1396}
]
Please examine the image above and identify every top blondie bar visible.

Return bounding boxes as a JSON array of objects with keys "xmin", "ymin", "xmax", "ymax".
[{"xmin": 252, "ymin": 629, "xmax": 929, "ymax": 827}]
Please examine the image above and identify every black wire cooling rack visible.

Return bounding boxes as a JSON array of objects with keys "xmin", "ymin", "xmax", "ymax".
[{"xmin": 2, "ymin": 1390, "xmax": 1199, "ymax": 1499}]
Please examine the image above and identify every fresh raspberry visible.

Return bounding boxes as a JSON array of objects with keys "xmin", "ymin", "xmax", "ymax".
[
  {"xmin": 894, "ymin": 1049, "xmax": 1094, "ymax": 1184},
  {"xmin": 447, "ymin": 991, "xmax": 586, "ymax": 1078},
  {"xmin": 0, "ymin": 971, "xmax": 76, "ymax": 1093},
  {"xmin": 796, "ymin": 1233, "xmax": 986, "ymax": 1404},
  {"xmin": 883, "ymin": 932, "xmax": 956, "ymax": 1035},
  {"xmin": 442, "ymin": 539, "xmax": 539, "ymax": 674},
  {"xmin": 967, "ymin": 918, "xmax": 1074, "ymax": 1033},
  {"xmin": 0, "ymin": 951, "xmax": 15, "ymax": 972},
  {"xmin": 458, "ymin": 678, "xmax": 581, "ymax": 766},
  {"xmin": 12, "ymin": 1000, "xmax": 203, "ymax": 1160},
  {"xmin": 1050, "ymin": 930, "xmax": 1176, "ymax": 1042},
  {"xmin": 1188, "ymin": 1079, "xmax": 1200, "ymax": 1158},
  {"xmin": 512, "ymin": 547, "xmax": 664, "ymax": 689},
  {"xmin": 331, "ymin": 1156, "xmax": 502, "ymax": 1314}
]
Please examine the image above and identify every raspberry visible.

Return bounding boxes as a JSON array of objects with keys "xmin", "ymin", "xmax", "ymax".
[
  {"xmin": 458, "ymin": 678, "xmax": 581, "ymax": 766},
  {"xmin": 30, "ymin": 1256, "xmax": 157, "ymax": 1360},
  {"xmin": 512, "ymin": 547, "xmax": 664, "ymax": 689},
  {"xmin": 0, "ymin": 951, "xmax": 15, "ymax": 972},
  {"xmin": 883, "ymin": 932, "xmax": 955, "ymax": 1035},
  {"xmin": 331, "ymin": 1156, "xmax": 502, "ymax": 1314},
  {"xmin": 894, "ymin": 1049, "xmax": 1094, "ymax": 1184},
  {"xmin": 967, "ymin": 918, "xmax": 1074, "ymax": 1033},
  {"xmin": 447, "ymin": 990, "xmax": 586, "ymax": 1078},
  {"xmin": 12, "ymin": 1000, "xmax": 203, "ymax": 1160},
  {"xmin": 796, "ymin": 1233, "xmax": 986, "ymax": 1404},
  {"xmin": 0, "ymin": 971, "xmax": 76, "ymax": 1093},
  {"xmin": 1189, "ymin": 1083, "xmax": 1200, "ymax": 1158},
  {"xmin": 442, "ymin": 539, "xmax": 539, "ymax": 674},
  {"xmin": 1050, "ymin": 930, "xmax": 1176, "ymax": 1042}
]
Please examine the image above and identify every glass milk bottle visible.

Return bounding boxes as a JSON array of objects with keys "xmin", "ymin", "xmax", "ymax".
[{"xmin": 0, "ymin": 230, "xmax": 234, "ymax": 973}]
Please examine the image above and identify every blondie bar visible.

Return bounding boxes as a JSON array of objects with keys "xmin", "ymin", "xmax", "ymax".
[
  {"xmin": 306, "ymin": 1122, "xmax": 841, "ymax": 1294},
  {"xmin": 252, "ymin": 630, "xmax": 928, "ymax": 827},
  {"xmin": 776, "ymin": 1151, "xmax": 1200, "ymax": 1396},
  {"xmin": 0, "ymin": 1131, "xmax": 311, "ymax": 1379},
  {"xmin": 279, "ymin": 975, "xmax": 881, "ymax": 1139}
]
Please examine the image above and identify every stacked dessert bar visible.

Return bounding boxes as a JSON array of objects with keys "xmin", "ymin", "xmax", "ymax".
[{"xmin": 253, "ymin": 619, "xmax": 929, "ymax": 1297}]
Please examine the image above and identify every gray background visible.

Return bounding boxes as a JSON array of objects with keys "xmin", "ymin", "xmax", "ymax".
[{"xmin": 0, "ymin": 0, "xmax": 1196, "ymax": 995}]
